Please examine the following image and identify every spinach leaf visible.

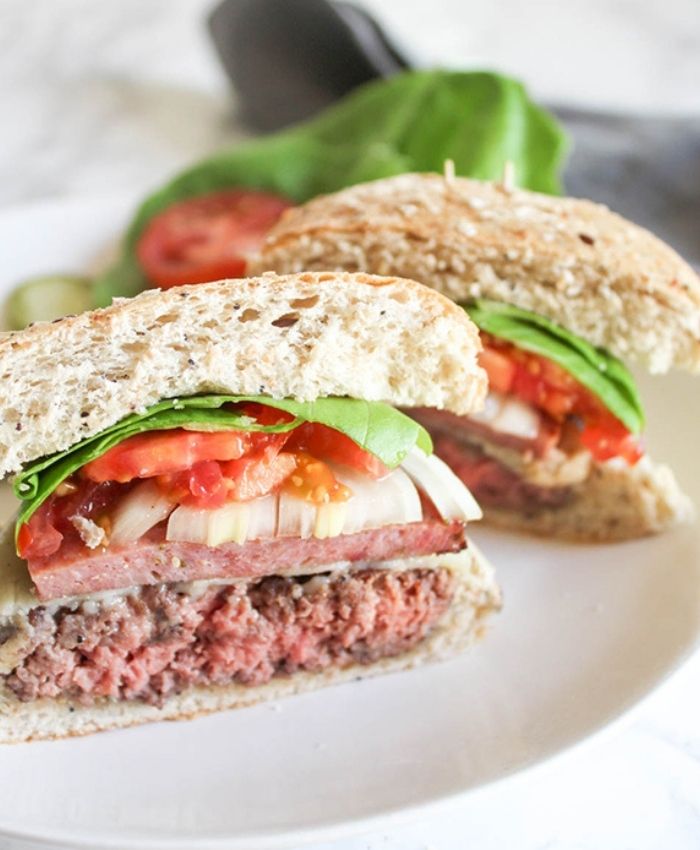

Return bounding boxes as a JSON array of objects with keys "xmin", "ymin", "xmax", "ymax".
[
  {"xmin": 466, "ymin": 300, "xmax": 644, "ymax": 433},
  {"xmin": 13, "ymin": 395, "xmax": 431, "ymax": 533},
  {"xmin": 94, "ymin": 70, "xmax": 567, "ymax": 305}
]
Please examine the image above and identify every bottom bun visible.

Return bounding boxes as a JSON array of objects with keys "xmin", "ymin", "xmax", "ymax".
[
  {"xmin": 484, "ymin": 456, "xmax": 694, "ymax": 542},
  {"xmin": 0, "ymin": 547, "xmax": 499, "ymax": 744}
]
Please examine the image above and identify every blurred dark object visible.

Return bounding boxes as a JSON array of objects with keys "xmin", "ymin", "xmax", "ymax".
[
  {"xmin": 208, "ymin": 0, "xmax": 409, "ymax": 132},
  {"xmin": 207, "ymin": 0, "xmax": 699, "ymax": 266},
  {"xmin": 555, "ymin": 109, "xmax": 700, "ymax": 268}
]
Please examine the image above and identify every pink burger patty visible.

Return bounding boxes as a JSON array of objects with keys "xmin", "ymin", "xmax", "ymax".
[{"xmin": 3, "ymin": 568, "xmax": 455, "ymax": 706}]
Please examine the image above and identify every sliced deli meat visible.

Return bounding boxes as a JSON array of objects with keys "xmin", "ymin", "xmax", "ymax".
[{"xmin": 26, "ymin": 514, "xmax": 466, "ymax": 601}]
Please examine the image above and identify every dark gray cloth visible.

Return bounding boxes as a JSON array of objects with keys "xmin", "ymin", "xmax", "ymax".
[
  {"xmin": 208, "ymin": 0, "xmax": 699, "ymax": 265},
  {"xmin": 558, "ymin": 108, "xmax": 700, "ymax": 266}
]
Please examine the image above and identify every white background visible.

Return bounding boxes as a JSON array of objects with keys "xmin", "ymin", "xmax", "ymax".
[{"xmin": 1, "ymin": 1, "xmax": 699, "ymax": 848}]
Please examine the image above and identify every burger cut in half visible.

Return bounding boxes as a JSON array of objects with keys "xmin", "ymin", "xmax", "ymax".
[
  {"xmin": 0, "ymin": 271, "xmax": 498, "ymax": 743},
  {"xmin": 254, "ymin": 174, "xmax": 698, "ymax": 541}
]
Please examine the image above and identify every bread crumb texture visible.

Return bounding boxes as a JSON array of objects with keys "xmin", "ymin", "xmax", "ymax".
[
  {"xmin": 253, "ymin": 174, "xmax": 700, "ymax": 374},
  {"xmin": 0, "ymin": 272, "xmax": 486, "ymax": 477}
]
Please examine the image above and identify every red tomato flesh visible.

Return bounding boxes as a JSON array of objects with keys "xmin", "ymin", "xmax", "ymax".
[
  {"xmin": 82, "ymin": 430, "xmax": 252, "ymax": 483},
  {"xmin": 221, "ymin": 452, "xmax": 298, "ymax": 502},
  {"xmin": 287, "ymin": 422, "xmax": 390, "ymax": 479},
  {"xmin": 17, "ymin": 511, "xmax": 62, "ymax": 560},
  {"xmin": 157, "ymin": 460, "xmax": 230, "ymax": 510},
  {"xmin": 479, "ymin": 333, "xmax": 643, "ymax": 465},
  {"xmin": 136, "ymin": 189, "xmax": 293, "ymax": 289},
  {"xmin": 18, "ymin": 481, "xmax": 124, "ymax": 560},
  {"xmin": 479, "ymin": 347, "xmax": 516, "ymax": 394}
]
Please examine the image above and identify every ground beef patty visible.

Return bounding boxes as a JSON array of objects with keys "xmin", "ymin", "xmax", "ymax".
[{"xmin": 4, "ymin": 568, "xmax": 455, "ymax": 707}]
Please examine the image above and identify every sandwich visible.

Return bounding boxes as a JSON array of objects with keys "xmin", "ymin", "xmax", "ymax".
[
  {"xmin": 0, "ymin": 271, "xmax": 499, "ymax": 743},
  {"xmin": 252, "ymin": 174, "xmax": 699, "ymax": 541}
]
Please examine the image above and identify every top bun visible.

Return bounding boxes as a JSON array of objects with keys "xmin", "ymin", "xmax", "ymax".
[
  {"xmin": 252, "ymin": 173, "xmax": 700, "ymax": 374},
  {"xmin": 0, "ymin": 271, "xmax": 485, "ymax": 478}
]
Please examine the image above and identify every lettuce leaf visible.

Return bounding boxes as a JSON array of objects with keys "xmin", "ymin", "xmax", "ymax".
[
  {"xmin": 466, "ymin": 300, "xmax": 644, "ymax": 433},
  {"xmin": 94, "ymin": 70, "xmax": 567, "ymax": 305},
  {"xmin": 13, "ymin": 395, "xmax": 432, "ymax": 534}
]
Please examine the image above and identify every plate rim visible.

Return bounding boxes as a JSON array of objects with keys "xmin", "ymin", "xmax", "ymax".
[{"xmin": 1, "ymin": 639, "xmax": 699, "ymax": 850}]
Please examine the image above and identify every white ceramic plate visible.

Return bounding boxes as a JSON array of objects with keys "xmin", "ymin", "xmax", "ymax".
[{"xmin": 0, "ymin": 197, "xmax": 698, "ymax": 850}]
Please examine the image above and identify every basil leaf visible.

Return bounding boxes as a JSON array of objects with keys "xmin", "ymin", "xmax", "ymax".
[
  {"xmin": 94, "ymin": 70, "xmax": 567, "ymax": 305},
  {"xmin": 13, "ymin": 396, "xmax": 431, "ymax": 534},
  {"xmin": 466, "ymin": 300, "xmax": 644, "ymax": 433}
]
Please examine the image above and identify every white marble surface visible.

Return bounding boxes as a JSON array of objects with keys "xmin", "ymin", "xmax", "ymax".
[
  {"xmin": 369, "ymin": 0, "xmax": 700, "ymax": 115},
  {"xmin": 1, "ymin": 1, "xmax": 699, "ymax": 848}
]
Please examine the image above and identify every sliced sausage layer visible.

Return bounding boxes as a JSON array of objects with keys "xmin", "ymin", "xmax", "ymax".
[{"xmin": 27, "ymin": 517, "xmax": 466, "ymax": 601}]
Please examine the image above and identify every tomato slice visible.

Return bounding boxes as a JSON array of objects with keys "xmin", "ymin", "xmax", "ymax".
[
  {"xmin": 82, "ymin": 430, "xmax": 253, "ymax": 483},
  {"xmin": 17, "ymin": 509, "xmax": 63, "ymax": 560},
  {"xmin": 153, "ymin": 420, "xmax": 294, "ymax": 506},
  {"xmin": 578, "ymin": 421, "xmax": 644, "ymax": 465},
  {"xmin": 479, "ymin": 346, "xmax": 516, "ymax": 394},
  {"xmin": 17, "ymin": 480, "xmax": 123, "ymax": 560},
  {"xmin": 222, "ymin": 452, "xmax": 297, "ymax": 502},
  {"xmin": 479, "ymin": 333, "xmax": 643, "ymax": 465},
  {"xmin": 136, "ymin": 189, "xmax": 293, "ymax": 289},
  {"xmin": 286, "ymin": 422, "xmax": 389, "ymax": 478},
  {"xmin": 162, "ymin": 460, "xmax": 229, "ymax": 509}
]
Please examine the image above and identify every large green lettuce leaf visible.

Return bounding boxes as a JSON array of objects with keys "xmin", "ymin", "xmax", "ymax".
[
  {"xmin": 466, "ymin": 300, "xmax": 644, "ymax": 433},
  {"xmin": 13, "ymin": 396, "xmax": 431, "ymax": 534},
  {"xmin": 94, "ymin": 70, "xmax": 567, "ymax": 305}
]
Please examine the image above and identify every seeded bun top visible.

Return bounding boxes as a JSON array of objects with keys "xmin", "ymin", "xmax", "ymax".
[
  {"xmin": 0, "ymin": 271, "xmax": 486, "ymax": 477},
  {"xmin": 253, "ymin": 173, "xmax": 700, "ymax": 374}
]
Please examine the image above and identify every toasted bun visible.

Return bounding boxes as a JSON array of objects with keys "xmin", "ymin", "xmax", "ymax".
[
  {"xmin": 485, "ymin": 457, "xmax": 694, "ymax": 542},
  {"xmin": 252, "ymin": 173, "xmax": 700, "ymax": 374},
  {"xmin": 0, "ymin": 271, "xmax": 486, "ymax": 478},
  {"xmin": 0, "ymin": 547, "xmax": 499, "ymax": 743}
]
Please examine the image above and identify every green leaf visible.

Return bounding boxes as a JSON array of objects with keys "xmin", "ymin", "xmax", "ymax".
[
  {"xmin": 465, "ymin": 300, "xmax": 645, "ymax": 433},
  {"xmin": 13, "ymin": 396, "xmax": 431, "ymax": 535},
  {"xmin": 94, "ymin": 70, "xmax": 568, "ymax": 305}
]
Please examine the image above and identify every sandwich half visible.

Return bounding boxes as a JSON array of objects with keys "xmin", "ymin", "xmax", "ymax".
[
  {"xmin": 0, "ymin": 271, "xmax": 499, "ymax": 743},
  {"xmin": 253, "ymin": 174, "xmax": 699, "ymax": 541}
]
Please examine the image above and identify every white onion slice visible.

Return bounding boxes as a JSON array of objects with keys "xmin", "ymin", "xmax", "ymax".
[
  {"xmin": 400, "ymin": 447, "xmax": 482, "ymax": 522},
  {"xmin": 166, "ymin": 496, "xmax": 278, "ymax": 546},
  {"xmin": 468, "ymin": 390, "xmax": 540, "ymax": 440},
  {"xmin": 158, "ymin": 453, "xmax": 465, "ymax": 547},
  {"xmin": 313, "ymin": 502, "xmax": 348, "ymax": 539},
  {"xmin": 210, "ymin": 503, "xmax": 249, "ymax": 545},
  {"xmin": 166, "ymin": 505, "xmax": 209, "ymax": 545},
  {"xmin": 336, "ymin": 466, "xmax": 422, "ymax": 534},
  {"xmin": 277, "ymin": 466, "xmax": 421, "ymax": 539},
  {"xmin": 110, "ymin": 480, "xmax": 177, "ymax": 547},
  {"xmin": 246, "ymin": 494, "xmax": 278, "ymax": 540},
  {"xmin": 277, "ymin": 490, "xmax": 316, "ymax": 539}
]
